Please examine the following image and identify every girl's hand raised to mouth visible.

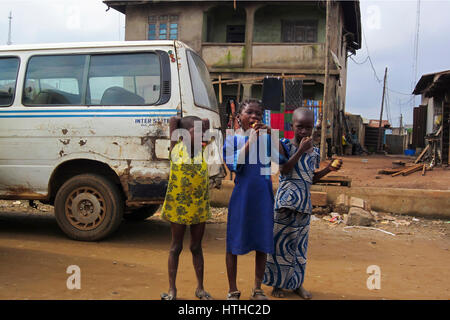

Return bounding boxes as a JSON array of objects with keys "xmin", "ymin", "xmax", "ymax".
[
  {"xmin": 251, "ymin": 122, "xmax": 271, "ymax": 135},
  {"xmin": 298, "ymin": 137, "xmax": 313, "ymax": 154}
]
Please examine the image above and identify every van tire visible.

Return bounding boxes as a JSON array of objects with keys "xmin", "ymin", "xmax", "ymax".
[
  {"xmin": 124, "ymin": 205, "xmax": 160, "ymax": 221},
  {"xmin": 54, "ymin": 174, "xmax": 124, "ymax": 241}
]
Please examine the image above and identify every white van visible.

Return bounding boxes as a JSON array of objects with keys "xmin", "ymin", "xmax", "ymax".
[{"xmin": 0, "ymin": 40, "xmax": 223, "ymax": 241}]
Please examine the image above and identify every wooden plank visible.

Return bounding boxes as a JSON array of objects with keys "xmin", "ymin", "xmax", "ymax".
[
  {"xmin": 317, "ymin": 176, "xmax": 352, "ymax": 187},
  {"xmin": 402, "ymin": 164, "xmax": 423, "ymax": 176},
  {"xmin": 422, "ymin": 164, "xmax": 426, "ymax": 176},
  {"xmin": 414, "ymin": 144, "xmax": 430, "ymax": 164},
  {"xmin": 403, "ymin": 166, "xmax": 422, "ymax": 176},
  {"xmin": 211, "ymin": 74, "xmax": 305, "ymax": 85},
  {"xmin": 391, "ymin": 164, "xmax": 422, "ymax": 177},
  {"xmin": 378, "ymin": 168, "xmax": 403, "ymax": 175},
  {"xmin": 218, "ymin": 75, "xmax": 223, "ymax": 104}
]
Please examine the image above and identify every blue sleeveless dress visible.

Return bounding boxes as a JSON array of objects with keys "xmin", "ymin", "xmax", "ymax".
[{"xmin": 223, "ymin": 133, "xmax": 274, "ymax": 255}]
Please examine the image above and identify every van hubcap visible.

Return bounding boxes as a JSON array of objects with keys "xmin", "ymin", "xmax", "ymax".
[{"xmin": 66, "ymin": 187, "xmax": 106, "ymax": 230}]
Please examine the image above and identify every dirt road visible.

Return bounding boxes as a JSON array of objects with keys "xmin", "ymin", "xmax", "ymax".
[{"xmin": 0, "ymin": 203, "xmax": 449, "ymax": 300}]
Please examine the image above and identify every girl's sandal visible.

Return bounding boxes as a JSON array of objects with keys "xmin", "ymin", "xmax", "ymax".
[
  {"xmin": 161, "ymin": 292, "xmax": 176, "ymax": 300},
  {"xmin": 250, "ymin": 288, "xmax": 269, "ymax": 300},
  {"xmin": 195, "ymin": 289, "xmax": 213, "ymax": 300},
  {"xmin": 226, "ymin": 291, "xmax": 241, "ymax": 300}
]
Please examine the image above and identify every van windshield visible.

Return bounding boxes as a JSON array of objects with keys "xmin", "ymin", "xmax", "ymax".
[{"xmin": 186, "ymin": 50, "xmax": 218, "ymax": 112}]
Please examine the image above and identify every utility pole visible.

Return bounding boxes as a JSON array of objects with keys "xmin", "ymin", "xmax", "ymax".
[
  {"xmin": 377, "ymin": 67, "xmax": 388, "ymax": 152},
  {"xmin": 7, "ymin": 11, "xmax": 12, "ymax": 45},
  {"xmin": 320, "ymin": 0, "xmax": 331, "ymax": 161},
  {"xmin": 400, "ymin": 113, "xmax": 403, "ymax": 133}
]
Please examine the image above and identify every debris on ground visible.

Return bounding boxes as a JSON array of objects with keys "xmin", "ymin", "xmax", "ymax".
[
  {"xmin": 312, "ymin": 206, "xmax": 332, "ymax": 215},
  {"xmin": 334, "ymin": 194, "xmax": 371, "ymax": 215},
  {"xmin": 343, "ymin": 226, "xmax": 396, "ymax": 236},
  {"xmin": 345, "ymin": 207, "xmax": 376, "ymax": 226}
]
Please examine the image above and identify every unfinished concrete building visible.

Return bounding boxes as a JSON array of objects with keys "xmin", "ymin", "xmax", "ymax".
[{"xmin": 104, "ymin": 0, "xmax": 361, "ymax": 145}]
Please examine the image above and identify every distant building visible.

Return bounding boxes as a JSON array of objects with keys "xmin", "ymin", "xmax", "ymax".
[
  {"xmin": 413, "ymin": 70, "xmax": 450, "ymax": 164},
  {"xmin": 104, "ymin": 0, "xmax": 361, "ymax": 146},
  {"xmin": 363, "ymin": 119, "xmax": 390, "ymax": 153}
]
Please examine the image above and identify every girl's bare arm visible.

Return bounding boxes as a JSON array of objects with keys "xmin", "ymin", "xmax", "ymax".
[{"xmin": 169, "ymin": 116, "xmax": 181, "ymax": 152}]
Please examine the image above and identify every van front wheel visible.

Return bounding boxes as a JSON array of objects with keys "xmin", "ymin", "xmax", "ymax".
[{"xmin": 54, "ymin": 174, "xmax": 124, "ymax": 241}]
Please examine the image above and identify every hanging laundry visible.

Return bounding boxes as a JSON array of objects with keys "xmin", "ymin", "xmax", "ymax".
[
  {"xmin": 262, "ymin": 77, "xmax": 282, "ymax": 111},
  {"xmin": 285, "ymin": 79, "xmax": 303, "ymax": 111}
]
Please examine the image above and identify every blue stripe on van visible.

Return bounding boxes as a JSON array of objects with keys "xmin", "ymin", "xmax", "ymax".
[
  {"xmin": 0, "ymin": 114, "xmax": 176, "ymax": 118},
  {"xmin": 0, "ymin": 109, "xmax": 177, "ymax": 113}
]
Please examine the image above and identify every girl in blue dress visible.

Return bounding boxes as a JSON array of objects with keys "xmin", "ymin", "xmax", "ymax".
[{"xmin": 223, "ymin": 99, "xmax": 274, "ymax": 300}]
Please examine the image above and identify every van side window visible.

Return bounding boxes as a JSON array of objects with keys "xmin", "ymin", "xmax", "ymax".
[
  {"xmin": 87, "ymin": 53, "xmax": 161, "ymax": 105},
  {"xmin": 0, "ymin": 57, "xmax": 19, "ymax": 107},
  {"xmin": 23, "ymin": 55, "xmax": 86, "ymax": 106}
]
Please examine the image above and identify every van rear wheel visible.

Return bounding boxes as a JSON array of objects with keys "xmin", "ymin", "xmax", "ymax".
[{"xmin": 54, "ymin": 174, "xmax": 124, "ymax": 241}]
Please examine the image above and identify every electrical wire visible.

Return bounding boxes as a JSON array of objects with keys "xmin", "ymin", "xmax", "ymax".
[{"xmin": 350, "ymin": 55, "xmax": 369, "ymax": 65}]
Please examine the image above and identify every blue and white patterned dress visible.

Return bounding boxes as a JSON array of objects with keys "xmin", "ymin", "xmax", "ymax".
[{"xmin": 263, "ymin": 138, "xmax": 320, "ymax": 290}]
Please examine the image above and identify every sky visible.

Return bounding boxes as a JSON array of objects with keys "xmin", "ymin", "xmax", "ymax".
[{"xmin": 1, "ymin": 0, "xmax": 449, "ymax": 126}]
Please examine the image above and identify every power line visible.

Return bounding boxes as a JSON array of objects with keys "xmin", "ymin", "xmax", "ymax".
[
  {"xmin": 7, "ymin": 11, "xmax": 12, "ymax": 45},
  {"xmin": 353, "ymin": 29, "xmax": 414, "ymax": 99},
  {"xmin": 349, "ymin": 55, "xmax": 369, "ymax": 65},
  {"xmin": 362, "ymin": 28, "xmax": 382, "ymax": 83},
  {"xmin": 411, "ymin": 0, "xmax": 421, "ymax": 108}
]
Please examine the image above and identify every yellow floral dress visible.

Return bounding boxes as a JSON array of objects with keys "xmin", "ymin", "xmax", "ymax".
[{"xmin": 161, "ymin": 141, "xmax": 210, "ymax": 225}]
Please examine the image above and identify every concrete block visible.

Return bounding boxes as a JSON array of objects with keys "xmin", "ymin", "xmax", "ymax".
[
  {"xmin": 335, "ymin": 194, "xmax": 350, "ymax": 214},
  {"xmin": 345, "ymin": 207, "xmax": 376, "ymax": 226},
  {"xmin": 311, "ymin": 191, "xmax": 328, "ymax": 207},
  {"xmin": 350, "ymin": 196, "xmax": 371, "ymax": 211}
]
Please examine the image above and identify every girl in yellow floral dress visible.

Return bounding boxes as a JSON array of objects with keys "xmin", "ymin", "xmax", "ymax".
[{"xmin": 160, "ymin": 116, "xmax": 212, "ymax": 300}]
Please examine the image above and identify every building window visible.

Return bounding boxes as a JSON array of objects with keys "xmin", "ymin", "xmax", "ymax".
[
  {"xmin": 226, "ymin": 25, "xmax": 245, "ymax": 43},
  {"xmin": 282, "ymin": 20, "xmax": 318, "ymax": 43},
  {"xmin": 148, "ymin": 24, "xmax": 157, "ymax": 40},
  {"xmin": 148, "ymin": 15, "xmax": 178, "ymax": 40}
]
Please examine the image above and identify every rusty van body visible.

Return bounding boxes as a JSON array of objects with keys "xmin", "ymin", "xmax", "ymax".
[{"xmin": 0, "ymin": 40, "xmax": 223, "ymax": 240}]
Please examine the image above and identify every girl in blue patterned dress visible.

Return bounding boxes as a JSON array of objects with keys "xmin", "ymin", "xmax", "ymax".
[
  {"xmin": 263, "ymin": 108, "xmax": 342, "ymax": 299},
  {"xmin": 223, "ymin": 100, "xmax": 274, "ymax": 300}
]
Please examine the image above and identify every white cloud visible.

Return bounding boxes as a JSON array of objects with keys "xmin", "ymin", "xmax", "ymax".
[{"xmin": 0, "ymin": 0, "xmax": 124, "ymax": 45}]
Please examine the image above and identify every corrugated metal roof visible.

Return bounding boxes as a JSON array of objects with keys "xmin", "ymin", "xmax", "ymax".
[
  {"xmin": 368, "ymin": 120, "xmax": 390, "ymax": 128},
  {"xmin": 413, "ymin": 69, "xmax": 450, "ymax": 95}
]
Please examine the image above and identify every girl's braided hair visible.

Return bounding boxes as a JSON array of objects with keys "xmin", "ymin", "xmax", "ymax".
[{"xmin": 236, "ymin": 99, "xmax": 264, "ymax": 115}]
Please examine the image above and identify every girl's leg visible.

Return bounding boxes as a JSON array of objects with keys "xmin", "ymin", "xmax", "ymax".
[
  {"xmin": 167, "ymin": 222, "xmax": 186, "ymax": 299},
  {"xmin": 293, "ymin": 286, "xmax": 312, "ymax": 299},
  {"xmin": 271, "ymin": 287, "xmax": 285, "ymax": 298},
  {"xmin": 189, "ymin": 222, "xmax": 211, "ymax": 299},
  {"xmin": 254, "ymin": 251, "xmax": 267, "ymax": 290},
  {"xmin": 292, "ymin": 213, "xmax": 312, "ymax": 299},
  {"xmin": 226, "ymin": 252, "xmax": 238, "ymax": 293},
  {"xmin": 250, "ymin": 251, "xmax": 268, "ymax": 300}
]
